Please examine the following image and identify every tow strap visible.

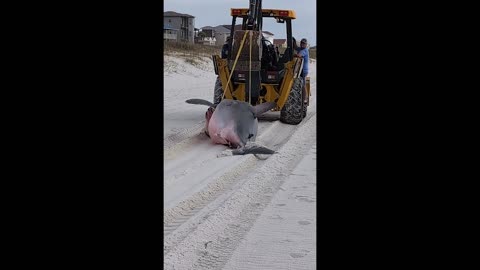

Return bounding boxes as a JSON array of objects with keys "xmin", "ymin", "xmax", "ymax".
[{"xmin": 222, "ymin": 30, "xmax": 252, "ymax": 100}]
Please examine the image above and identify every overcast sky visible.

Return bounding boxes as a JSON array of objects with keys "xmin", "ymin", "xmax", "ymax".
[{"xmin": 164, "ymin": 0, "xmax": 316, "ymax": 47}]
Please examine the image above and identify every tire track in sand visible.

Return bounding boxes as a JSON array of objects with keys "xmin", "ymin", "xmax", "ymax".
[
  {"xmin": 163, "ymin": 114, "xmax": 313, "ymax": 251},
  {"xmin": 164, "ymin": 114, "xmax": 316, "ymax": 270}
]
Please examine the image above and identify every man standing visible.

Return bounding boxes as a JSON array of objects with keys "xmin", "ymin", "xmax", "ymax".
[{"xmin": 295, "ymin": 38, "xmax": 309, "ymax": 104}]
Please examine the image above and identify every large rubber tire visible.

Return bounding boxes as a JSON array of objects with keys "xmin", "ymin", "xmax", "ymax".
[
  {"xmin": 213, "ymin": 77, "xmax": 224, "ymax": 105},
  {"xmin": 303, "ymin": 88, "xmax": 308, "ymax": 118},
  {"xmin": 280, "ymin": 77, "xmax": 304, "ymax": 125}
]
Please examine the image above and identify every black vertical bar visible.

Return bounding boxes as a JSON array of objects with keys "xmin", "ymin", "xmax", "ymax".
[
  {"xmin": 229, "ymin": 16, "xmax": 236, "ymax": 60},
  {"xmin": 286, "ymin": 19, "xmax": 292, "ymax": 61},
  {"xmin": 257, "ymin": 0, "xmax": 262, "ymax": 31}
]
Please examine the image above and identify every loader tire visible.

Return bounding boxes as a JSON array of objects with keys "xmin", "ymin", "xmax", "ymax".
[
  {"xmin": 213, "ymin": 77, "xmax": 223, "ymax": 105},
  {"xmin": 280, "ymin": 77, "xmax": 304, "ymax": 125},
  {"xmin": 303, "ymin": 91, "xmax": 308, "ymax": 118}
]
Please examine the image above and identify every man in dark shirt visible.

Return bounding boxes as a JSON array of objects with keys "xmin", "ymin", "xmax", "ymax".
[{"xmin": 221, "ymin": 36, "xmax": 231, "ymax": 59}]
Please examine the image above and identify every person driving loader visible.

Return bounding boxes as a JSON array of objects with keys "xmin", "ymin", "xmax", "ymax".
[
  {"xmin": 221, "ymin": 36, "xmax": 232, "ymax": 59},
  {"xmin": 261, "ymin": 35, "xmax": 278, "ymax": 70}
]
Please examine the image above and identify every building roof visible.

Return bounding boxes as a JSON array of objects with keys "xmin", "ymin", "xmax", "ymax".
[
  {"xmin": 200, "ymin": 25, "xmax": 231, "ymax": 33},
  {"xmin": 164, "ymin": 11, "xmax": 195, "ymax": 18},
  {"xmin": 217, "ymin": 25, "xmax": 234, "ymax": 32},
  {"xmin": 200, "ymin": 25, "xmax": 274, "ymax": 37},
  {"xmin": 221, "ymin": 24, "xmax": 243, "ymax": 31},
  {"xmin": 273, "ymin": 39, "xmax": 287, "ymax": 45}
]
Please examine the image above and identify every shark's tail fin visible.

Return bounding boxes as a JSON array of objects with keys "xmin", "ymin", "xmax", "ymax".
[{"xmin": 232, "ymin": 145, "xmax": 276, "ymax": 155}]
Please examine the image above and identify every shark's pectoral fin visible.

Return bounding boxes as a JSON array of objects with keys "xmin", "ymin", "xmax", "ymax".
[
  {"xmin": 253, "ymin": 102, "xmax": 277, "ymax": 117},
  {"xmin": 186, "ymin": 98, "xmax": 216, "ymax": 107}
]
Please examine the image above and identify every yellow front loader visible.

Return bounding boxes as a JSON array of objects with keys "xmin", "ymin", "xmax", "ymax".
[{"xmin": 211, "ymin": 1, "xmax": 310, "ymax": 124}]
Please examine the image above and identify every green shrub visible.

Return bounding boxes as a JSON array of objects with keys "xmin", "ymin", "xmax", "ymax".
[
  {"xmin": 184, "ymin": 58, "xmax": 198, "ymax": 65},
  {"xmin": 309, "ymin": 47, "xmax": 316, "ymax": 60},
  {"xmin": 164, "ymin": 41, "xmax": 222, "ymax": 58}
]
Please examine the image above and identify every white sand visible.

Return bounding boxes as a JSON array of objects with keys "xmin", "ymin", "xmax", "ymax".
[{"xmin": 164, "ymin": 53, "xmax": 317, "ymax": 269}]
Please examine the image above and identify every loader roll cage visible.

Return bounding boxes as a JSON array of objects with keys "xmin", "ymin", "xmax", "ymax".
[{"xmin": 226, "ymin": 8, "xmax": 297, "ymax": 85}]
